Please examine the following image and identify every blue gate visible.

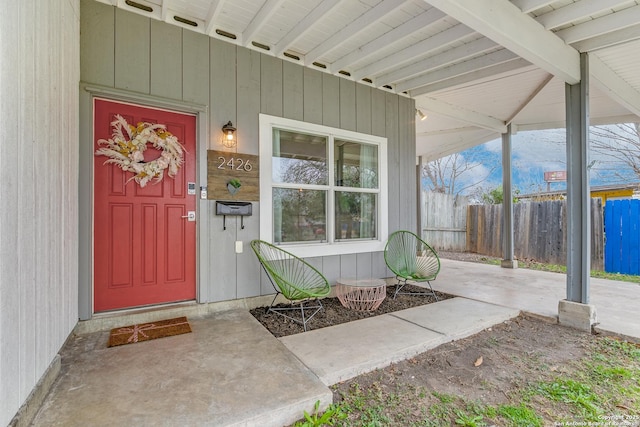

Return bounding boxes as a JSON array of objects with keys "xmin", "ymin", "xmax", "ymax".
[{"xmin": 605, "ymin": 199, "xmax": 640, "ymax": 274}]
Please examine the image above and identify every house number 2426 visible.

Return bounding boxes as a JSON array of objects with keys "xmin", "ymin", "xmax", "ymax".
[{"xmin": 217, "ymin": 156, "xmax": 253, "ymax": 172}]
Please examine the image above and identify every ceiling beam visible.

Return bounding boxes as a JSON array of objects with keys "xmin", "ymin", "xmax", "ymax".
[
  {"xmin": 505, "ymin": 73, "xmax": 554, "ymax": 124},
  {"xmin": 242, "ymin": 0, "xmax": 286, "ymax": 46},
  {"xmin": 352, "ymin": 24, "xmax": 474, "ymax": 81},
  {"xmin": 305, "ymin": 0, "xmax": 410, "ymax": 64},
  {"xmin": 555, "ymin": 4, "xmax": 640, "ymax": 44},
  {"xmin": 330, "ymin": 8, "xmax": 446, "ymax": 73},
  {"xmin": 417, "ymin": 129, "xmax": 498, "ymax": 160},
  {"xmin": 420, "ymin": 97, "xmax": 507, "ymax": 133},
  {"xmin": 205, "ymin": 0, "xmax": 225, "ymax": 36},
  {"xmin": 510, "ymin": 0, "xmax": 555, "ymax": 14},
  {"xmin": 590, "ymin": 54, "xmax": 640, "ymax": 117},
  {"xmin": 423, "ymin": 0, "xmax": 581, "ymax": 84},
  {"xmin": 573, "ymin": 23, "xmax": 640, "ymax": 52},
  {"xmin": 272, "ymin": 0, "xmax": 343, "ymax": 57},
  {"xmin": 535, "ymin": 0, "xmax": 630, "ymax": 30},
  {"xmin": 411, "ymin": 59, "xmax": 532, "ymax": 96},
  {"xmin": 377, "ymin": 37, "xmax": 497, "ymax": 86},
  {"xmin": 398, "ymin": 48, "xmax": 519, "ymax": 93}
]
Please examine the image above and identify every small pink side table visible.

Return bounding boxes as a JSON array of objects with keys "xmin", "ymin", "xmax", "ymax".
[{"xmin": 336, "ymin": 278, "xmax": 387, "ymax": 311}]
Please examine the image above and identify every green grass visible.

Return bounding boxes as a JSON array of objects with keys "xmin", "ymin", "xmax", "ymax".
[{"xmin": 295, "ymin": 333, "xmax": 640, "ymax": 426}]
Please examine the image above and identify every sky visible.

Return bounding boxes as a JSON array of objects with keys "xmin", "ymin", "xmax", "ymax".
[{"xmin": 433, "ymin": 126, "xmax": 640, "ymax": 200}]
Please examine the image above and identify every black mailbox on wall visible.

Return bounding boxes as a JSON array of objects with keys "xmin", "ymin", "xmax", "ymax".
[{"xmin": 216, "ymin": 201, "xmax": 252, "ymax": 230}]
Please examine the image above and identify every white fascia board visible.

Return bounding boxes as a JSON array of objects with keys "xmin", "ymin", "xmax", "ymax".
[
  {"xmin": 423, "ymin": 0, "xmax": 581, "ymax": 84},
  {"xmin": 590, "ymin": 55, "xmax": 640, "ymax": 117},
  {"xmin": 421, "ymin": 97, "xmax": 507, "ymax": 133}
]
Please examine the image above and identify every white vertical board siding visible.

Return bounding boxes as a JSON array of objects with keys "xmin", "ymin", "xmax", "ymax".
[
  {"xmin": 78, "ymin": 1, "xmax": 415, "ymax": 305},
  {"xmin": 0, "ymin": 0, "xmax": 80, "ymax": 425}
]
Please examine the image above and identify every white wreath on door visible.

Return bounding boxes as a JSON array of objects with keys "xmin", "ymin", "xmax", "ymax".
[{"xmin": 95, "ymin": 114, "xmax": 185, "ymax": 187}]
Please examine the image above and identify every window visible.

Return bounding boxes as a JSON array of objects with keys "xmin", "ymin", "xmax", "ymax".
[{"xmin": 260, "ymin": 114, "xmax": 388, "ymax": 258}]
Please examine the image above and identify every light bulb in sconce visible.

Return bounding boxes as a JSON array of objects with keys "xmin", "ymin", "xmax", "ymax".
[
  {"xmin": 416, "ymin": 109, "xmax": 427, "ymax": 121},
  {"xmin": 222, "ymin": 121, "xmax": 236, "ymax": 148}
]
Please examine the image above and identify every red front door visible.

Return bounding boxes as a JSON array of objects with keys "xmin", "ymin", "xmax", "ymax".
[{"xmin": 93, "ymin": 99, "xmax": 197, "ymax": 312}]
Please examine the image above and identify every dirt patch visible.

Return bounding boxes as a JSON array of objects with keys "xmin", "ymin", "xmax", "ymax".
[{"xmin": 250, "ymin": 284, "xmax": 453, "ymax": 338}]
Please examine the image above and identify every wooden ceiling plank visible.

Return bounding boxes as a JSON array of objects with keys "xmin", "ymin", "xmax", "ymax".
[
  {"xmin": 573, "ymin": 23, "xmax": 640, "ymax": 51},
  {"xmin": 352, "ymin": 24, "xmax": 474, "ymax": 81},
  {"xmin": 330, "ymin": 8, "xmax": 446, "ymax": 73},
  {"xmin": 377, "ymin": 37, "xmax": 497, "ymax": 86},
  {"xmin": 272, "ymin": 0, "xmax": 343, "ymax": 57},
  {"xmin": 398, "ymin": 48, "xmax": 519, "ymax": 92},
  {"xmin": 556, "ymin": 4, "xmax": 640, "ymax": 44},
  {"xmin": 536, "ymin": 0, "xmax": 631, "ymax": 30},
  {"xmin": 242, "ymin": 0, "xmax": 287, "ymax": 47},
  {"xmin": 424, "ymin": 0, "xmax": 581, "ymax": 84},
  {"xmin": 420, "ymin": 96, "xmax": 508, "ymax": 132},
  {"xmin": 511, "ymin": 0, "xmax": 556, "ymax": 14},
  {"xmin": 305, "ymin": 0, "xmax": 412, "ymax": 64},
  {"xmin": 590, "ymin": 54, "xmax": 640, "ymax": 117}
]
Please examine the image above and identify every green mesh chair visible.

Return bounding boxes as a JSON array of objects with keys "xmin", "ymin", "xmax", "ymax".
[
  {"xmin": 384, "ymin": 230, "xmax": 440, "ymax": 300},
  {"xmin": 250, "ymin": 240, "xmax": 331, "ymax": 331}
]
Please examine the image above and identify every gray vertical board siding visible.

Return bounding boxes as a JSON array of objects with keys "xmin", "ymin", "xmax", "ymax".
[
  {"xmin": 283, "ymin": 61, "xmax": 303, "ymax": 120},
  {"xmin": 183, "ymin": 31, "xmax": 210, "ymax": 105},
  {"xmin": 356, "ymin": 252, "xmax": 373, "ymax": 279},
  {"xmin": 303, "ymin": 68, "xmax": 323, "ymax": 124},
  {"xmin": 385, "ymin": 93, "xmax": 400, "ymax": 234},
  {"xmin": 80, "ymin": 0, "xmax": 114, "ymax": 86},
  {"xmin": 114, "ymin": 8, "xmax": 150, "ymax": 93},
  {"xmin": 371, "ymin": 251, "xmax": 390, "ymax": 279},
  {"xmin": 79, "ymin": 5, "xmax": 416, "ymax": 306},
  {"xmin": 356, "ymin": 84, "xmax": 372, "ymax": 134},
  {"xmin": 305, "ymin": 257, "xmax": 323, "ymax": 275},
  {"xmin": 237, "ymin": 48, "xmax": 261, "ymax": 156},
  {"xmin": 371, "ymin": 89, "xmax": 386, "ymax": 137},
  {"xmin": 208, "ymin": 39, "xmax": 238, "ymax": 300},
  {"xmin": 150, "ymin": 21, "xmax": 182, "ymax": 100},
  {"xmin": 208, "ymin": 205, "xmax": 240, "ymax": 302},
  {"xmin": 322, "ymin": 255, "xmax": 341, "ymax": 284},
  {"xmin": 260, "ymin": 54, "xmax": 283, "ymax": 116},
  {"xmin": 322, "ymin": 73, "xmax": 340, "ymax": 128},
  {"xmin": 398, "ymin": 96, "xmax": 416, "ymax": 232},
  {"xmin": 339, "ymin": 79, "xmax": 356, "ymax": 131},
  {"xmin": 340, "ymin": 254, "xmax": 357, "ymax": 279},
  {"xmin": 210, "ymin": 38, "xmax": 237, "ymax": 150},
  {"xmin": 236, "ymin": 48, "xmax": 261, "ymax": 295}
]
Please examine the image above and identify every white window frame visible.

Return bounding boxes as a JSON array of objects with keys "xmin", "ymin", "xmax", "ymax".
[{"xmin": 259, "ymin": 114, "xmax": 388, "ymax": 258}]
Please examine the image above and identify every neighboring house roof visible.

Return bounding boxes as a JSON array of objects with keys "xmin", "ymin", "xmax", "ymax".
[
  {"xmin": 517, "ymin": 182, "xmax": 640, "ymax": 201},
  {"xmin": 98, "ymin": 0, "xmax": 640, "ymax": 160}
]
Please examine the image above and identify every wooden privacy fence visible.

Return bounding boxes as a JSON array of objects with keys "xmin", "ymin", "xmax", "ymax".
[
  {"xmin": 467, "ymin": 199, "xmax": 604, "ymax": 270},
  {"xmin": 422, "ymin": 192, "xmax": 468, "ymax": 252}
]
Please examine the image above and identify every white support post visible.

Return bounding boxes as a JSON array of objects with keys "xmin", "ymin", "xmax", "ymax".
[
  {"xmin": 501, "ymin": 124, "xmax": 517, "ymax": 269},
  {"xmin": 561, "ymin": 52, "xmax": 596, "ymax": 331}
]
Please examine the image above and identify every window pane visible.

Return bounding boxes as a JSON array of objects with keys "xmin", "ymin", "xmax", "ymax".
[
  {"xmin": 335, "ymin": 192, "xmax": 377, "ymax": 240},
  {"xmin": 334, "ymin": 139, "xmax": 378, "ymax": 188},
  {"xmin": 273, "ymin": 188, "xmax": 327, "ymax": 244},
  {"xmin": 273, "ymin": 129, "xmax": 327, "ymax": 185}
]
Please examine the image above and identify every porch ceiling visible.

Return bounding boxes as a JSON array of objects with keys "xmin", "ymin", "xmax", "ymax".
[{"xmin": 98, "ymin": 0, "xmax": 640, "ymax": 161}]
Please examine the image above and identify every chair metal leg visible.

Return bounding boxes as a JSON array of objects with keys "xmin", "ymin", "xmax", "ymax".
[
  {"xmin": 267, "ymin": 298, "xmax": 324, "ymax": 331},
  {"xmin": 392, "ymin": 276, "xmax": 439, "ymax": 301}
]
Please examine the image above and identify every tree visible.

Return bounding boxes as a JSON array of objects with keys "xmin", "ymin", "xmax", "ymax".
[
  {"xmin": 422, "ymin": 149, "xmax": 496, "ymax": 195},
  {"xmin": 475, "ymin": 185, "xmax": 520, "ymax": 204},
  {"xmin": 589, "ymin": 123, "xmax": 640, "ymax": 182}
]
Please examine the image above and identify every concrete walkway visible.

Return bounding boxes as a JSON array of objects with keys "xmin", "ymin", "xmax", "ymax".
[{"xmin": 29, "ymin": 259, "xmax": 640, "ymax": 426}]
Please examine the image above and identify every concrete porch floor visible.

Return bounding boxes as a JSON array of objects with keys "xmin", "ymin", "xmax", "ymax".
[{"xmin": 28, "ymin": 259, "xmax": 640, "ymax": 426}]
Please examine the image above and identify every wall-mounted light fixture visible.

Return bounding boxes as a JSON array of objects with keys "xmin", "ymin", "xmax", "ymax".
[
  {"xmin": 416, "ymin": 109, "xmax": 427, "ymax": 121},
  {"xmin": 221, "ymin": 121, "xmax": 236, "ymax": 148}
]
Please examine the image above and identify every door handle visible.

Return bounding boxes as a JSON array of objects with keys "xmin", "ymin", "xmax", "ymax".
[{"xmin": 181, "ymin": 211, "xmax": 196, "ymax": 222}]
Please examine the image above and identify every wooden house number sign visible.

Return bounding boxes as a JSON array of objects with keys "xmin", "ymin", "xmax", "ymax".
[{"xmin": 207, "ymin": 150, "xmax": 259, "ymax": 201}]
